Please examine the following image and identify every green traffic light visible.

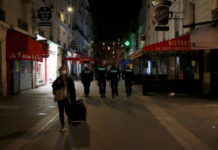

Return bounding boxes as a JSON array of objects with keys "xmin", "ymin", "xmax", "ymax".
[{"xmin": 124, "ymin": 41, "xmax": 130, "ymax": 47}]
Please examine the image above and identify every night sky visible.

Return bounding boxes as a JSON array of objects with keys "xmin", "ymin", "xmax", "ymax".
[{"xmin": 88, "ymin": 0, "xmax": 142, "ymax": 42}]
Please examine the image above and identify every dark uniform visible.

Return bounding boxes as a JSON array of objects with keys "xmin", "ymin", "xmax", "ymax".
[
  {"xmin": 95, "ymin": 67, "xmax": 107, "ymax": 98},
  {"xmin": 123, "ymin": 67, "xmax": 134, "ymax": 97},
  {"xmin": 108, "ymin": 66, "xmax": 120, "ymax": 98},
  {"xmin": 81, "ymin": 67, "xmax": 93, "ymax": 97}
]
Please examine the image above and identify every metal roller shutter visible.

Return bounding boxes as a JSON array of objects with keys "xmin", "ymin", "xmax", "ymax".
[{"xmin": 20, "ymin": 60, "xmax": 33, "ymax": 91}]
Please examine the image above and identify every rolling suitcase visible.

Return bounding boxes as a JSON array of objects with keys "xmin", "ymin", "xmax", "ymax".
[{"xmin": 71, "ymin": 99, "xmax": 87, "ymax": 121}]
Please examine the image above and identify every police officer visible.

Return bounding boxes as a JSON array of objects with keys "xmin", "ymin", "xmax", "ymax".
[
  {"xmin": 95, "ymin": 65, "xmax": 107, "ymax": 98},
  {"xmin": 108, "ymin": 65, "xmax": 120, "ymax": 98},
  {"xmin": 80, "ymin": 66, "xmax": 93, "ymax": 97},
  {"xmin": 123, "ymin": 66, "xmax": 134, "ymax": 97}
]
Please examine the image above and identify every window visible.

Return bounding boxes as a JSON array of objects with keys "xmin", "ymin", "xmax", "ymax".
[
  {"xmin": 39, "ymin": 29, "xmax": 45, "ymax": 37},
  {"xmin": 18, "ymin": 19, "xmax": 28, "ymax": 31},
  {"xmin": 0, "ymin": 8, "xmax": 5, "ymax": 21},
  {"xmin": 49, "ymin": 35, "xmax": 53, "ymax": 41},
  {"xmin": 50, "ymin": 3, "xmax": 54, "ymax": 9},
  {"xmin": 0, "ymin": 0, "xmax": 2, "ymax": 8},
  {"xmin": 175, "ymin": 31, "xmax": 179, "ymax": 37},
  {"xmin": 57, "ymin": 39, "xmax": 61, "ymax": 44}
]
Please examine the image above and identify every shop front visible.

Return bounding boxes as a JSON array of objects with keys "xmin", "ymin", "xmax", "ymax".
[
  {"xmin": 6, "ymin": 30, "xmax": 48, "ymax": 95},
  {"xmin": 62, "ymin": 54, "xmax": 94, "ymax": 78},
  {"xmin": 131, "ymin": 34, "xmax": 204, "ymax": 94},
  {"xmin": 191, "ymin": 22, "xmax": 218, "ymax": 95},
  {"xmin": 46, "ymin": 41, "xmax": 58, "ymax": 83}
]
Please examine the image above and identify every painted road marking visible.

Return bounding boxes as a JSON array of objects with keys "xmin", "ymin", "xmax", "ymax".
[
  {"xmin": 139, "ymin": 96, "xmax": 212, "ymax": 150},
  {"xmin": 37, "ymin": 113, "xmax": 47, "ymax": 116},
  {"xmin": 49, "ymin": 105, "xmax": 56, "ymax": 108}
]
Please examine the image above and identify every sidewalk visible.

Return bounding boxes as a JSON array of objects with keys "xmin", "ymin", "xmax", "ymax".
[
  {"xmin": 0, "ymin": 84, "xmax": 56, "ymax": 150},
  {"xmin": 140, "ymin": 91, "xmax": 218, "ymax": 150}
]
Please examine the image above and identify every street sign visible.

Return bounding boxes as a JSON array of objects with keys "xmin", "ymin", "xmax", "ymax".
[
  {"xmin": 155, "ymin": 5, "xmax": 170, "ymax": 25},
  {"xmin": 155, "ymin": 26, "xmax": 169, "ymax": 31},
  {"xmin": 38, "ymin": 22, "xmax": 52, "ymax": 26},
  {"xmin": 38, "ymin": 7, "xmax": 52, "ymax": 21},
  {"xmin": 38, "ymin": 7, "xmax": 52, "ymax": 27}
]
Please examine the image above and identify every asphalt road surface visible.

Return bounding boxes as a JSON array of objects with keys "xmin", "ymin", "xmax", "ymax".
[{"xmin": 1, "ymin": 81, "xmax": 218, "ymax": 150}]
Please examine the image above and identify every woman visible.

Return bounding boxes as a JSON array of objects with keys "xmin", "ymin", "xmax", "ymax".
[{"xmin": 52, "ymin": 65, "xmax": 76, "ymax": 132}]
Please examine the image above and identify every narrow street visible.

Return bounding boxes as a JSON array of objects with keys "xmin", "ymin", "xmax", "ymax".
[{"xmin": 1, "ymin": 81, "xmax": 218, "ymax": 150}]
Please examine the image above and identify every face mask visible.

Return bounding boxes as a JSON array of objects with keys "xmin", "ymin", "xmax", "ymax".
[{"xmin": 61, "ymin": 70, "xmax": 67, "ymax": 75}]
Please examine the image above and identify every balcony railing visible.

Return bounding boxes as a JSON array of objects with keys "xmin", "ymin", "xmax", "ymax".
[{"xmin": 72, "ymin": 25, "xmax": 88, "ymax": 41}]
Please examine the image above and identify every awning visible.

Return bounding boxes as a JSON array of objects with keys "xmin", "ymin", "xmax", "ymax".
[
  {"xmin": 62, "ymin": 56, "xmax": 94, "ymax": 64},
  {"xmin": 130, "ymin": 49, "xmax": 143, "ymax": 60},
  {"xmin": 143, "ymin": 34, "xmax": 191, "ymax": 52},
  {"xmin": 62, "ymin": 57, "xmax": 91, "ymax": 61},
  {"xmin": 191, "ymin": 23, "xmax": 218, "ymax": 49},
  {"xmin": 63, "ymin": 52, "xmax": 94, "ymax": 64},
  {"xmin": 6, "ymin": 30, "xmax": 49, "ymax": 62},
  {"xmin": 130, "ymin": 34, "xmax": 191, "ymax": 60}
]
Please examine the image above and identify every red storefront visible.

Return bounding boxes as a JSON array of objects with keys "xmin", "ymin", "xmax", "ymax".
[
  {"xmin": 6, "ymin": 30, "xmax": 48, "ymax": 95},
  {"xmin": 62, "ymin": 52, "xmax": 94, "ymax": 77},
  {"xmin": 130, "ymin": 35, "xmax": 204, "ymax": 94}
]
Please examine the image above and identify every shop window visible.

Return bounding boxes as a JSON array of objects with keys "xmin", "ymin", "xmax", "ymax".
[{"xmin": 146, "ymin": 61, "xmax": 151, "ymax": 75}]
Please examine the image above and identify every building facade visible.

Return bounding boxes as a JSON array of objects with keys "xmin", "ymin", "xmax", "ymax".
[
  {"xmin": 0, "ymin": 0, "xmax": 93, "ymax": 96},
  {"xmin": 67, "ymin": 0, "xmax": 93, "ymax": 76},
  {"xmin": 193, "ymin": 0, "xmax": 218, "ymax": 94},
  {"xmin": 130, "ymin": 0, "xmax": 218, "ymax": 94}
]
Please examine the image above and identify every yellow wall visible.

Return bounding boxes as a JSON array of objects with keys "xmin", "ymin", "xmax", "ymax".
[
  {"xmin": 0, "ymin": 27, "xmax": 7, "ymax": 96},
  {"xmin": 211, "ymin": 0, "xmax": 218, "ymax": 10}
]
